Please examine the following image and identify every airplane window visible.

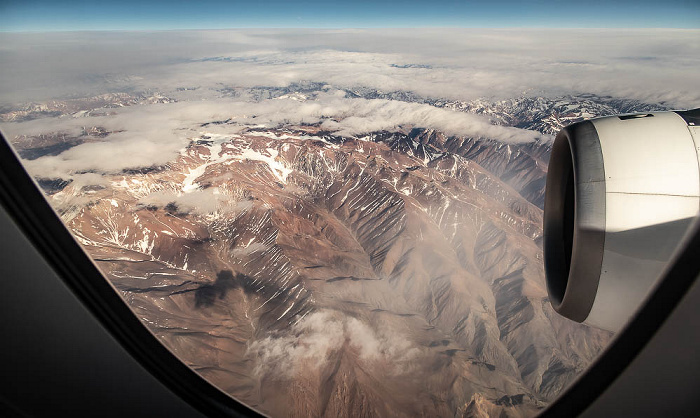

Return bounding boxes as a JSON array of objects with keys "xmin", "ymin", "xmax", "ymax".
[{"xmin": 1, "ymin": 3, "xmax": 698, "ymax": 416}]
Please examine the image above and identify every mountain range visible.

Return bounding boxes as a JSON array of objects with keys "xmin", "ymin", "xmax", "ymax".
[{"xmin": 3, "ymin": 90, "xmax": 650, "ymax": 417}]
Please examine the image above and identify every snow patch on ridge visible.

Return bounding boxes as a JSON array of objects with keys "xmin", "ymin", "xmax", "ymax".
[{"xmin": 239, "ymin": 147, "xmax": 291, "ymax": 183}]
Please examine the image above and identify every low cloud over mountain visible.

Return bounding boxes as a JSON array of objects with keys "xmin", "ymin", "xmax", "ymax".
[{"xmin": 7, "ymin": 94, "xmax": 548, "ymax": 179}]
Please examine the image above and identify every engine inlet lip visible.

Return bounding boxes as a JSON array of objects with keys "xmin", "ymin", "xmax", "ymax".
[{"xmin": 544, "ymin": 121, "xmax": 606, "ymax": 322}]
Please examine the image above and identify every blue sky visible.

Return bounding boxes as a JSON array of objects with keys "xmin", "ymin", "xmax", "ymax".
[{"xmin": 1, "ymin": 0, "xmax": 699, "ymax": 31}]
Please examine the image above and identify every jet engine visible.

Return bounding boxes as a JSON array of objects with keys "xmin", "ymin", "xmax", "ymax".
[{"xmin": 544, "ymin": 109, "xmax": 700, "ymax": 332}]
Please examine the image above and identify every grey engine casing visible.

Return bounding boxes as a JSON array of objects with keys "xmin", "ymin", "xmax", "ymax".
[{"xmin": 544, "ymin": 109, "xmax": 700, "ymax": 332}]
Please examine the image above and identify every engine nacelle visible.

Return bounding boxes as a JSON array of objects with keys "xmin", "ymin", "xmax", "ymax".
[{"xmin": 544, "ymin": 109, "xmax": 700, "ymax": 332}]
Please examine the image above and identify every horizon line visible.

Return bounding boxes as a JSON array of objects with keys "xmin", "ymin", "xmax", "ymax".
[{"xmin": 2, "ymin": 26, "xmax": 699, "ymax": 34}]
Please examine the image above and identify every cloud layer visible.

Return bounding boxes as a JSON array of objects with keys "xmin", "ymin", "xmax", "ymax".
[
  {"xmin": 9, "ymin": 94, "xmax": 546, "ymax": 179},
  {"xmin": 1, "ymin": 29, "xmax": 697, "ymax": 181},
  {"xmin": 1, "ymin": 29, "xmax": 698, "ymax": 107}
]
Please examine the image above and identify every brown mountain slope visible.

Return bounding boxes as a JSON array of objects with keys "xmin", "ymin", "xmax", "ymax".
[{"xmin": 44, "ymin": 126, "xmax": 610, "ymax": 417}]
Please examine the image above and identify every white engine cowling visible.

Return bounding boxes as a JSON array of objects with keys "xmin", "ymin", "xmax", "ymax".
[{"xmin": 544, "ymin": 109, "xmax": 700, "ymax": 332}]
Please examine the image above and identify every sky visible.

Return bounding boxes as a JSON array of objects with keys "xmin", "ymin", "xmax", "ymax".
[{"xmin": 0, "ymin": 0, "xmax": 699, "ymax": 31}]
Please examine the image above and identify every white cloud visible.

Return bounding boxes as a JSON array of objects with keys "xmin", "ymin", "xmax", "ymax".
[
  {"xmin": 1, "ymin": 29, "xmax": 697, "ymax": 108},
  {"xmin": 247, "ymin": 310, "xmax": 420, "ymax": 378},
  {"xmin": 10, "ymin": 100, "xmax": 237, "ymax": 178},
  {"xmin": 8, "ymin": 94, "xmax": 545, "ymax": 179}
]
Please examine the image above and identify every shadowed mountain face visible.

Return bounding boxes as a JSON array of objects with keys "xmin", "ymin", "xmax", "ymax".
[{"xmin": 25, "ymin": 119, "xmax": 612, "ymax": 417}]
